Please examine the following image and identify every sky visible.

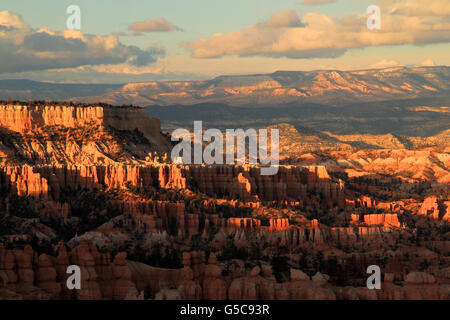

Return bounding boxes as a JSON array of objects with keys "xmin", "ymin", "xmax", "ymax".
[{"xmin": 0, "ymin": 0, "xmax": 449, "ymax": 83}]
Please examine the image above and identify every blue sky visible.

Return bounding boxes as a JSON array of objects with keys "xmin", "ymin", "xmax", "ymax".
[
  {"xmin": 0, "ymin": 0, "xmax": 449, "ymax": 83},
  {"xmin": 3, "ymin": 0, "xmax": 366, "ymax": 50}
]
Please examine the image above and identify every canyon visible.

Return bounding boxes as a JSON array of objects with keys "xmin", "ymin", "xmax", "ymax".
[
  {"xmin": 0, "ymin": 102, "xmax": 448, "ymax": 300},
  {"xmin": 3, "ymin": 67, "xmax": 449, "ymax": 138}
]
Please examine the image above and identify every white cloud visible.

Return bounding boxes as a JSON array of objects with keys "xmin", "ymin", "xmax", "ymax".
[
  {"xmin": 421, "ymin": 58, "xmax": 435, "ymax": 66},
  {"xmin": 369, "ymin": 59, "xmax": 400, "ymax": 69},
  {"xmin": 387, "ymin": 0, "xmax": 450, "ymax": 17},
  {"xmin": 129, "ymin": 18, "xmax": 181, "ymax": 34},
  {"xmin": 183, "ymin": 1, "xmax": 450, "ymax": 59},
  {"xmin": 264, "ymin": 10, "xmax": 304, "ymax": 28},
  {"xmin": 0, "ymin": 11, "xmax": 165, "ymax": 73},
  {"xmin": 0, "ymin": 10, "xmax": 29, "ymax": 30}
]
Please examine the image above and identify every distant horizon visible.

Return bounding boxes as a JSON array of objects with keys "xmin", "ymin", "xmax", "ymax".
[
  {"xmin": 1, "ymin": 0, "xmax": 449, "ymax": 83},
  {"xmin": 0, "ymin": 64, "xmax": 448, "ymax": 85}
]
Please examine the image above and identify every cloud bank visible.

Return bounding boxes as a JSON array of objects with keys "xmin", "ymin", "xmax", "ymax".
[
  {"xmin": 0, "ymin": 11, "xmax": 165, "ymax": 73},
  {"xmin": 183, "ymin": 0, "xmax": 450, "ymax": 59}
]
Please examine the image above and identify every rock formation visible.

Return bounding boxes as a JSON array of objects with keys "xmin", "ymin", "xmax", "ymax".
[{"xmin": 0, "ymin": 102, "xmax": 448, "ymax": 301}]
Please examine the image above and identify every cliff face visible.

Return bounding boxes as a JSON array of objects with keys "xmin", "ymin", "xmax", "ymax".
[
  {"xmin": 0, "ymin": 161, "xmax": 406, "ymax": 250},
  {"xmin": 0, "ymin": 105, "xmax": 102, "ymax": 132},
  {"xmin": 0, "ymin": 164, "xmax": 345, "ymax": 207},
  {"xmin": 0, "ymin": 161, "xmax": 415, "ymax": 264},
  {"xmin": 418, "ymin": 196, "xmax": 450, "ymax": 221},
  {"xmin": 0, "ymin": 104, "xmax": 161, "ymax": 137},
  {"xmin": 0, "ymin": 104, "xmax": 171, "ymax": 165},
  {"xmin": 362, "ymin": 214, "xmax": 401, "ymax": 228}
]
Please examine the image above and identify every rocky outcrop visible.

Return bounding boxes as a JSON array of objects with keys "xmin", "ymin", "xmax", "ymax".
[
  {"xmin": 418, "ymin": 196, "xmax": 450, "ymax": 221},
  {"xmin": 0, "ymin": 104, "xmax": 171, "ymax": 166},
  {"xmin": 2, "ymin": 243, "xmax": 448, "ymax": 300},
  {"xmin": 363, "ymin": 214, "xmax": 400, "ymax": 228},
  {"xmin": 0, "ymin": 242, "xmax": 140, "ymax": 300},
  {"xmin": 0, "ymin": 163, "xmax": 345, "ymax": 208},
  {"xmin": 0, "ymin": 102, "xmax": 447, "ymax": 301},
  {"xmin": 0, "ymin": 104, "xmax": 166, "ymax": 147}
]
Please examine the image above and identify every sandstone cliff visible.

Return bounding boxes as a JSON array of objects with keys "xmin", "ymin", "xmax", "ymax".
[{"xmin": 0, "ymin": 104, "xmax": 171, "ymax": 165}]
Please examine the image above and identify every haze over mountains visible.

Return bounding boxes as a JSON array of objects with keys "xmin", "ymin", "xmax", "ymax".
[
  {"xmin": 148, "ymin": 99, "xmax": 450, "ymax": 137},
  {"xmin": 81, "ymin": 66, "xmax": 450, "ymax": 107},
  {"xmin": 1, "ymin": 66, "xmax": 449, "ymax": 107},
  {"xmin": 1, "ymin": 66, "xmax": 449, "ymax": 137},
  {"xmin": 0, "ymin": 80, "xmax": 121, "ymax": 101}
]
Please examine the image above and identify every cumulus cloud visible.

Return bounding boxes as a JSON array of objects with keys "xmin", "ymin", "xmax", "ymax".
[
  {"xmin": 0, "ymin": 10, "xmax": 29, "ymax": 30},
  {"xmin": 387, "ymin": 0, "xmax": 450, "ymax": 17},
  {"xmin": 128, "ymin": 45, "xmax": 165, "ymax": 67},
  {"xmin": 264, "ymin": 10, "xmax": 304, "ymax": 28},
  {"xmin": 129, "ymin": 18, "xmax": 181, "ymax": 34},
  {"xmin": 302, "ymin": 0, "xmax": 336, "ymax": 5},
  {"xmin": 369, "ymin": 59, "xmax": 400, "ymax": 69},
  {"xmin": 0, "ymin": 11, "xmax": 165, "ymax": 73},
  {"xmin": 183, "ymin": 1, "xmax": 450, "ymax": 59},
  {"xmin": 421, "ymin": 58, "xmax": 435, "ymax": 66}
]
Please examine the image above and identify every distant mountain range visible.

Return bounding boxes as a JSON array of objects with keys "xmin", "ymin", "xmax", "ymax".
[
  {"xmin": 0, "ymin": 79, "xmax": 121, "ymax": 101},
  {"xmin": 2, "ymin": 66, "xmax": 449, "ymax": 137},
  {"xmin": 0, "ymin": 66, "xmax": 449, "ymax": 107}
]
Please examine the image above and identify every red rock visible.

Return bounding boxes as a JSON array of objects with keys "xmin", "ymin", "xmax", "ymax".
[{"xmin": 405, "ymin": 272, "xmax": 435, "ymax": 284}]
